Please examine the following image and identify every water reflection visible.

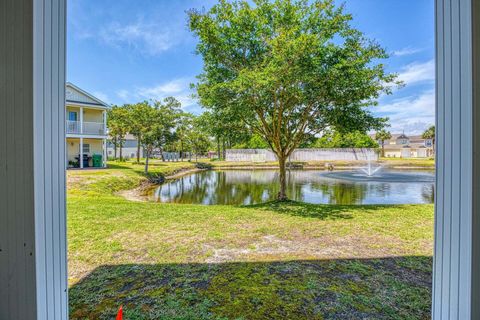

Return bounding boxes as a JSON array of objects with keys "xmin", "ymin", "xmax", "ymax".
[{"xmin": 149, "ymin": 170, "xmax": 435, "ymax": 205}]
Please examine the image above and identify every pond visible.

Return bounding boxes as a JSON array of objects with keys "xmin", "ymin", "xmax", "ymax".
[{"xmin": 148, "ymin": 169, "xmax": 435, "ymax": 205}]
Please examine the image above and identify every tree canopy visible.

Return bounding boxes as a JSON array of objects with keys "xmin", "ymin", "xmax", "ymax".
[
  {"xmin": 422, "ymin": 125, "xmax": 435, "ymax": 153},
  {"xmin": 189, "ymin": 0, "xmax": 398, "ymax": 199},
  {"xmin": 314, "ymin": 131, "xmax": 379, "ymax": 149},
  {"xmin": 422, "ymin": 125, "xmax": 435, "ymax": 140}
]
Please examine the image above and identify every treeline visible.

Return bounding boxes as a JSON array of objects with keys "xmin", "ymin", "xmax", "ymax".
[
  {"xmin": 108, "ymin": 97, "xmax": 381, "ymax": 174},
  {"xmin": 107, "ymin": 97, "xmax": 211, "ymax": 173}
]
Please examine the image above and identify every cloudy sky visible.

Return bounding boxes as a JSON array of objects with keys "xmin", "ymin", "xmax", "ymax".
[{"xmin": 67, "ymin": 0, "xmax": 434, "ymax": 135}]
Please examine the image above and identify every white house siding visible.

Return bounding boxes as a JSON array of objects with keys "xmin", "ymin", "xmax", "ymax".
[
  {"xmin": 66, "ymin": 85, "xmax": 99, "ymax": 105},
  {"xmin": 1, "ymin": 0, "xmax": 68, "ymax": 319},
  {"xmin": 433, "ymin": 0, "xmax": 480, "ymax": 318}
]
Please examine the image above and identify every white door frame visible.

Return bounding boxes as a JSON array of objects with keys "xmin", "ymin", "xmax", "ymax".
[{"xmin": 1, "ymin": 0, "xmax": 479, "ymax": 319}]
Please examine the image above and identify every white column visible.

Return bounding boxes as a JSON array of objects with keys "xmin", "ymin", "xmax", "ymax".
[
  {"xmin": 0, "ymin": 0, "xmax": 68, "ymax": 319},
  {"xmin": 103, "ymin": 139, "xmax": 107, "ymax": 168},
  {"xmin": 103, "ymin": 110, "xmax": 107, "ymax": 135},
  {"xmin": 80, "ymin": 137, "xmax": 84, "ymax": 169},
  {"xmin": 79, "ymin": 106, "xmax": 84, "ymax": 134},
  {"xmin": 433, "ymin": 0, "xmax": 480, "ymax": 318}
]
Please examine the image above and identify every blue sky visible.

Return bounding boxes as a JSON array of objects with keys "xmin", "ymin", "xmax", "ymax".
[{"xmin": 67, "ymin": 0, "xmax": 434, "ymax": 135}]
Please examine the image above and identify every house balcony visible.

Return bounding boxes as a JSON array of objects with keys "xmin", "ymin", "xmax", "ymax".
[{"xmin": 66, "ymin": 120, "xmax": 107, "ymax": 136}]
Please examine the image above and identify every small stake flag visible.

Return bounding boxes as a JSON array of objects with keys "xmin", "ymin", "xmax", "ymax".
[{"xmin": 116, "ymin": 305, "xmax": 123, "ymax": 320}]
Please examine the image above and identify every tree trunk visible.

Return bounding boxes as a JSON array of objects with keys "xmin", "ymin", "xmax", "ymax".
[
  {"xmin": 222, "ymin": 139, "xmax": 226, "ymax": 160},
  {"xmin": 277, "ymin": 155, "xmax": 288, "ymax": 201},
  {"xmin": 136, "ymin": 136, "xmax": 141, "ymax": 163},
  {"xmin": 113, "ymin": 139, "xmax": 117, "ymax": 159},
  {"xmin": 144, "ymin": 150, "xmax": 150, "ymax": 174},
  {"xmin": 217, "ymin": 136, "xmax": 221, "ymax": 160},
  {"xmin": 160, "ymin": 148, "xmax": 165, "ymax": 161},
  {"xmin": 180, "ymin": 140, "xmax": 184, "ymax": 161},
  {"xmin": 119, "ymin": 143, "xmax": 123, "ymax": 161},
  {"xmin": 382, "ymin": 142, "xmax": 385, "ymax": 157}
]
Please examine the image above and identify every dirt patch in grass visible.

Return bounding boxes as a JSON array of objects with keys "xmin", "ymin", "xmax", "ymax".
[{"xmin": 67, "ymin": 164, "xmax": 434, "ymax": 319}]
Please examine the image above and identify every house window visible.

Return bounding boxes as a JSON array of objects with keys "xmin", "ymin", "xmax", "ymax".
[
  {"xmin": 108, "ymin": 150, "xmax": 112, "ymax": 155},
  {"xmin": 82, "ymin": 144, "xmax": 90, "ymax": 154},
  {"xmin": 68, "ymin": 111, "xmax": 78, "ymax": 121}
]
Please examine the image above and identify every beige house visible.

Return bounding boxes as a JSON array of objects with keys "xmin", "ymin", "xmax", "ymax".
[
  {"xmin": 66, "ymin": 83, "xmax": 109, "ymax": 168},
  {"xmin": 375, "ymin": 133, "xmax": 434, "ymax": 158}
]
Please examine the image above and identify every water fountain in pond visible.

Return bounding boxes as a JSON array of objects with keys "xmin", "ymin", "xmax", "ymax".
[
  {"xmin": 321, "ymin": 156, "xmax": 434, "ymax": 183},
  {"xmin": 359, "ymin": 157, "xmax": 382, "ymax": 177}
]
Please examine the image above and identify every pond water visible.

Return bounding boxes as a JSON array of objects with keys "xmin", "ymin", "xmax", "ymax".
[{"xmin": 148, "ymin": 169, "xmax": 435, "ymax": 205}]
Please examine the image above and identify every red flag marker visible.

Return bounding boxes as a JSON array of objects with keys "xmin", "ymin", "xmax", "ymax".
[{"xmin": 116, "ymin": 305, "xmax": 123, "ymax": 320}]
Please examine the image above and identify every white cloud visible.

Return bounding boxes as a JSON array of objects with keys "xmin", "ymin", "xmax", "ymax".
[
  {"xmin": 116, "ymin": 78, "xmax": 197, "ymax": 109},
  {"xmin": 392, "ymin": 47, "xmax": 423, "ymax": 57},
  {"xmin": 93, "ymin": 91, "xmax": 109, "ymax": 103},
  {"xmin": 397, "ymin": 60, "xmax": 435, "ymax": 86},
  {"xmin": 138, "ymin": 79, "xmax": 187, "ymax": 97},
  {"xmin": 116, "ymin": 89, "xmax": 130, "ymax": 101},
  {"xmin": 100, "ymin": 20, "xmax": 180, "ymax": 55},
  {"xmin": 374, "ymin": 90, "xmax": 435, "ymax": 135}
]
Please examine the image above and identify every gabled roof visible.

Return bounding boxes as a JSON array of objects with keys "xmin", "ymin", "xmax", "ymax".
[
  {"xmin": 66, "ymin": 82, "xmax": 110, "ymax": 108},
  {"xmin": 396, "ymin": 133, "xmax": 409, "ymax": 140}
]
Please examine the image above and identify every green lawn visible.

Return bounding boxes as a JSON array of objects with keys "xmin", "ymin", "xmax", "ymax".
[{"xmin": 68, "ymin": 160, "xmax": 434, "ymax": 319}]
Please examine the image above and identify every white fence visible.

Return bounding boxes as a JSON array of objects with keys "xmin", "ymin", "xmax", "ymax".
[{"xmin": 225, "ymin": 148, "xmax": 378, "ymax": 162}]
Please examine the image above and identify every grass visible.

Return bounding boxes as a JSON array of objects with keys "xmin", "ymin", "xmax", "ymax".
[
  {"xmin": 378, "ymin": 157, "xmax": 435, "ymax": 168},
  {"xmin": 67, "ymin": 160, "xmax": 434, "ymax": 319}
]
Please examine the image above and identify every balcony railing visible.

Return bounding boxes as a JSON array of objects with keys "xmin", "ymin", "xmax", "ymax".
[{"xmin": 66, "ymin": 120, "xmax": 106, "ymax": 135}]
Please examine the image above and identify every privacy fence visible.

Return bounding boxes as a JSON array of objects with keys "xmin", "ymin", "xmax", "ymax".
[{"xmin": 225, "ymin": 148, "xmax": 379, "ymax": 162}]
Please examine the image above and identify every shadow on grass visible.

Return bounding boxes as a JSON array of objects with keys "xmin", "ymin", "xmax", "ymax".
[
  {"xmin": 69, "ymin": 256, "xmax": 432, "ymax": 320},
  {"xmin": 243, "ymin": 200, "xmax": 392, "ymax": 220}
]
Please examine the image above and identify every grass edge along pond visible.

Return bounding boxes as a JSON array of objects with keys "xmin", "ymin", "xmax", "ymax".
[{"xmin": 68, "ymin": 160, "xmax": 434, "ymax": 320}]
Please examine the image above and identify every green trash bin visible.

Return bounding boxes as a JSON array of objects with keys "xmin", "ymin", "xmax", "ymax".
[{"xmin": 92, "ymin": 154, "xmax": 103, "ymax": 168}]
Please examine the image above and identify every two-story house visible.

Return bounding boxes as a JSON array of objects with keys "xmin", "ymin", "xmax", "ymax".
[
  {"xmin": 372, "ymin": 132, "xmax": 434, "ymax": 158},
  {"xmin": 66, "ymin": 83, "xmax": 109, "ymax": 168}
]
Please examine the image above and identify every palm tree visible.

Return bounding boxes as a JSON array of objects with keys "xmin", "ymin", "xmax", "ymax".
[
  {"xmin": 422, "ymin": 125, "xmax": 435, "ymax": 154},
  {"xmin": 375, "ymin": 129, "xmax": 392, "ymax": 157}
]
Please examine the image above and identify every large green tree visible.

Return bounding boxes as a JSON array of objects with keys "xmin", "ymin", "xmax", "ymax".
[
  {"xmin": 107, "ymin": 105, "xmax": 129, "ymax": 160},
  {"xmin": 173, "ymin": 112, "xmax": 195, "ymax": 161},
  {"xmin": 126, "ymin": 101, "xmax": 151, "ymax": 163},
  {"xmin": 199, "ymin": 110, "xmax": 250, "ymax": 160},
  {"xmin": 141, "ymin": 98, "xmax": 181, "ymax": 174},
  {"xmin": 187, "ymin": 118, "xmax": 212, "ymax": 162},
  {"xmin": 189, "ymin": 0, "xmax": 398, "ymax": 200}
]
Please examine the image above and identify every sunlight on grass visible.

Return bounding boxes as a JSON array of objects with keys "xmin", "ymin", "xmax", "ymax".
[{"xmin": 67, "ymin": 162, "xmax": 433, "ymax": 319}]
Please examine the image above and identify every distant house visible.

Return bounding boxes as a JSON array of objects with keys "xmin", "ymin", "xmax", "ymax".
[
  {"xmin": 373, "ymin": 133, "xmax": 434, "ymax": 158},
  {"xmin": 107, "ymin": 133, "xmax": 144, "ymax": 160},
  {"xmin": 66, "ymin": 83, "xmax": 109, "ymax": 168}
]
